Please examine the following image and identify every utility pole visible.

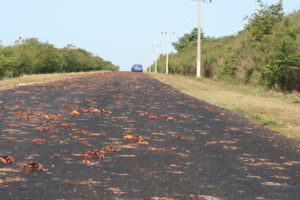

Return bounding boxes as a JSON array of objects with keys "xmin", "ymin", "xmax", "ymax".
[
  {"xmin": 146, "ymin": 49, "xmax": 155, "ymax": 73},
  {"xmin": 192, "ymin": 0, "xmax": 211, "ymax": 79},
  {"xmin": 152, "ymin": 44, "xmax": 161, "ymax": 73},
  {"xmin": 162, "ymin": 31, "xmax": 174, "ymax": 74},
  {"xmin": 143, "ymin": 50, "xmax": 153, "ymax": 72},
  {"xmin": 155, "ymin": 51, "xmax": 158, "ymax": 73}
]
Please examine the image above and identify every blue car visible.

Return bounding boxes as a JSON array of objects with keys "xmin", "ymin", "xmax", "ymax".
[{"xmin": 131, "ymin": 64, "xmax": 143, "ymax": 72}]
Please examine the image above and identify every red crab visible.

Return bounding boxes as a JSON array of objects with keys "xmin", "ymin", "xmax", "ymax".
[
  {"xmin": 180, "ymin": 114, "xmax": 190, "ymax": 119},
  {"xmin": 24, "ymin": 117, "xmax": 31, "ymax": 121},
  {"xmin": 101, "ymin": 146, "xmax": 116, "ymax": 153},
  {"xmin": 125, "ymin": 135, "xmax": 145, "ymax": 144},
  {"xmin": 70, "ymin": 153, "xmax": 92, "ymax": 158},
  {"xmin": 37, "ymin": 126, "xmax": 54, "ymax": 132},
  {"xmin": 40, "ymin": 114, "xmax": 58, "ymax": 120},
  {"xmin": 148, "ymin": 113, "xmax": 158, "ymax": 119},
  {"xmin": 131, "ymin": 136, "xmax": 144, "ymax": 143},
  {"xmin": 160, "ymin": 114, "xmax": 170, "ymax": 118},
  {"xmin": 87, "ymin": 150, "xmax": 105, "ymax": 159},
  {"xmin": 60, "ymin": 123, "xmax": 72, "ymax": 128},
  {"xmin": 102, "ymin": 109, "xmax": 112, "ymax": 115},
  {"xmin": 167, "ymin": 105, "xmax": 176, "ymax": 109},
  {"xmin": 60, "ymin": 104, "xmax": 69, "ymax": 109},
  {"xmin": 202, "ymin": 106, "xmax": 213, "ymax": 110},
  {"xmin": 167, "ymin": 116, "xmax": 175, "ymax": 121},
  {"xmin": 80, "ymin": 108, "xmax": 90, "ymax": 113},
  {"xmin": 174, "ymin": 135, "xmax": 185, "ymax": 140},
  {"xmin": 82, "ymin": 159, "xmax": 91, "ymax": 164},
  {"xmin": 139, "ymin": 112, "xmax": 148, "ymax": 117},
  {"xmin": 0, "ymin": 181, "xmax": 10, "ymax": 188},
  {"xmin": 57, "ymin": 115, "xmax": 64, "ymax": 119},
  {"xmin": 0, "ymin": 156, "xmax": 14, "ymax": 164},
  {"xmin": 32, "ymin": 138, "xmax": 46, "ymax": 143},
  {"xmin": 91, "ymin": 109, "xmax": 102, "ymax": 114},
  {"xmin": 23, "ymin": 162, "xmax": 45, "ymax": 172}
]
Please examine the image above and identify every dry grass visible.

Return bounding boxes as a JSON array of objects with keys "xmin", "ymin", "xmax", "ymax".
[
  {"xmin": 148, "ymin": 73, "xmax": 300, "ymax": 139},
  {"xmin": 0, "ymin": 71, "xmax": 109, "ymax": 90}
]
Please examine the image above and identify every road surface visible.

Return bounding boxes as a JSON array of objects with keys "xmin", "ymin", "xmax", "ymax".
[{"xmin": 0, "ymin": 72, "xmax": 299, "ymax": 200}]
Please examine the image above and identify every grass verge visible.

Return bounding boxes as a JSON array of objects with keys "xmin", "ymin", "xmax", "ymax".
[
  {"xmin": 0, "ymin": 71, "xmax": 109, "ymax": 90},
  {"xmin": 148, "ymin": 73, "xmax": 300, "ymax": 139}
]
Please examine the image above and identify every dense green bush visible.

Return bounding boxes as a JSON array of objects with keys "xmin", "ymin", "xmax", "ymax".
[
  {"xmin": 0, "ymin": 38, "xmax": 118, "ymax": 79},
  {"xmin": 153, "ymin": 0, "xmax": 300, "ymax": 91},
  {"xmin": 246, "ymin": 0, "xmax": 284, "ymax": 42}
]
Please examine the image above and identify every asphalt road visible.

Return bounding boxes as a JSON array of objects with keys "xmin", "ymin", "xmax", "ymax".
[{"xmin": 0, "ymin": 72, "xmax": 300, "ymax": 200}]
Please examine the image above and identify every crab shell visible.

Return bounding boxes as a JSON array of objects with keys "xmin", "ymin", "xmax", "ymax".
[
  {"xmin": 174, "ymin": 135, "xmax": 185, "ymax": 140},
  {"xmin": 102, "ymin": 146, "xmax": 116, "ymax": 153},
  {"xmin": 23, "ymin": 163, "xmax": 45, "ymax": 171},
  {"xmin": 32, "ymin": 138, "xmax": 46, "ymax": 143},
  {"xmin": 0, "ymin": 181, "xmax": 10, "ymax": 188},
  {"xmin": 132, "ymin": 136, "xmax": 144, "ymax": 143},
  {"xmin": 0, "ymin": 156, "xmax": 14, "ymax": 164},
  {"xmin": 87, "ymin": 150, "xmax": 105, "ymax": 159}
]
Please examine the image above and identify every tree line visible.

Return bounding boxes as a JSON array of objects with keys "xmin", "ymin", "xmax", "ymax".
[
  {"xmin": 153, "ymin": 0, "xmax": 300, "ymax": 92},
  {"xmin": 0, "ymin": 38, "xmax": 118, "ymax": 79}
]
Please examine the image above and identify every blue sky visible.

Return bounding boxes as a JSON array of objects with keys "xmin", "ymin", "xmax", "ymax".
[{"xmin": 0, "ymin": 0, "xmax": 299, "ymax": 71}]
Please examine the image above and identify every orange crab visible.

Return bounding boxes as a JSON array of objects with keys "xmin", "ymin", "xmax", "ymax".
[{"xmin": 0, "ymin": 156, "xmax": 14, "ymax": 164}]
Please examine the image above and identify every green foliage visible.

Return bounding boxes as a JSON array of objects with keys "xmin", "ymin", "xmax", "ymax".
[
  {"xmin": 173, "ymin": 28, "xmax": 200, "ymax": 51},
  {"xmin": 0, "ymin": 38, "xmax": 118, "ymax": 79},
  {"xmin": 246, "ymin": 0, "xmax": 284, "ymax": 41},
  {"xmin": 260, "ymin": 24, "xmax": 300, "ymax": 89},
  {"xmin": 216, "ymin": 53, "xmax": 238, "ymax": 82},
  {"xmin": 0, "ymin": 54, "xmax": 5, "ymax": 77},
  {"xmin": 154, "ymin": 1, "xmax": 300, "ymax": 92}
]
